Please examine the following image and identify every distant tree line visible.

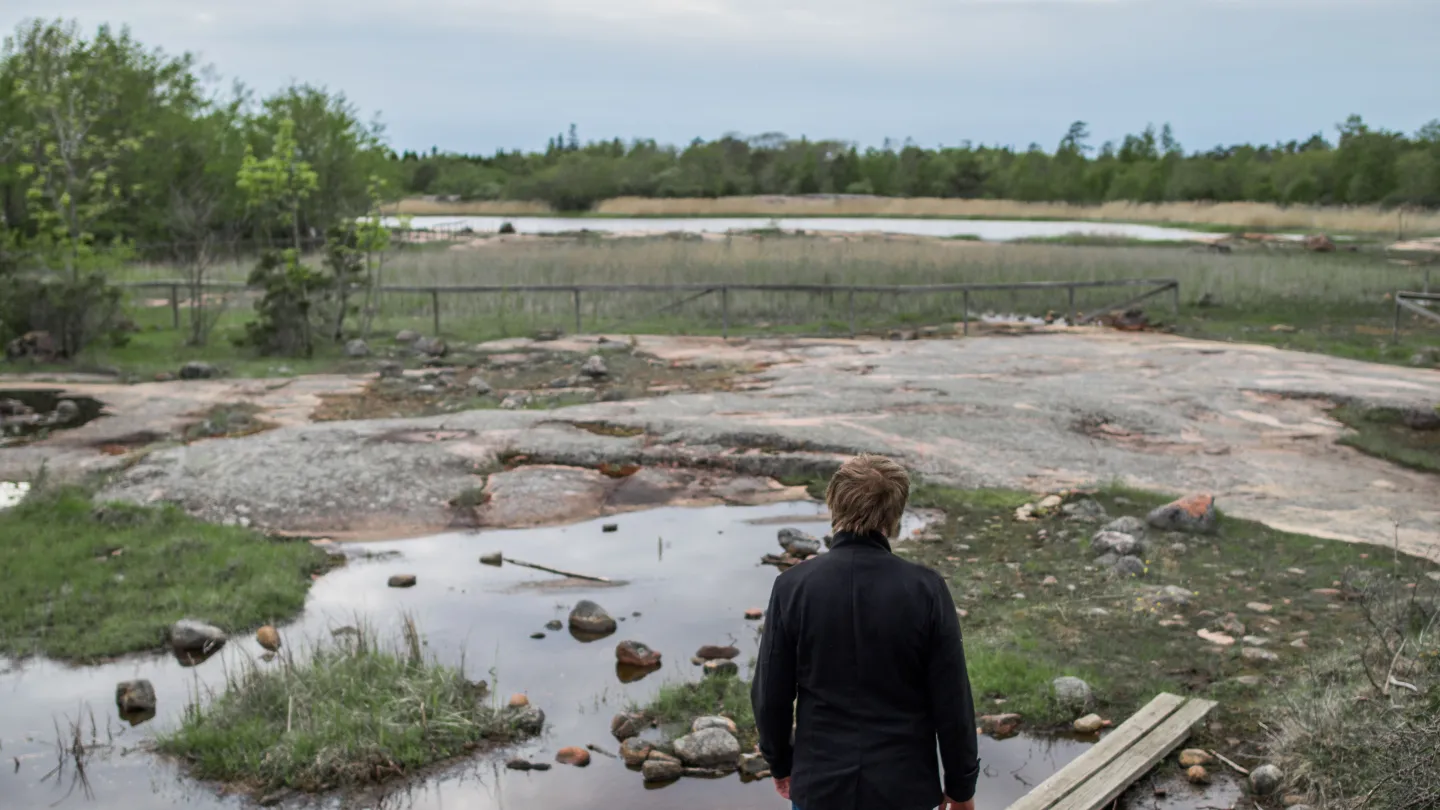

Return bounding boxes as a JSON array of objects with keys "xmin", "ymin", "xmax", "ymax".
[{"xmin": 398, "ymin": 118, "xmax": 1440, "ymax": 212}]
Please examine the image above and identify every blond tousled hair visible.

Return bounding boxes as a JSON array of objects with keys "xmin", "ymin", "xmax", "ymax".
[{"xmin": 826, "ymin": 454, "xmax": 910, "ymax": 537}]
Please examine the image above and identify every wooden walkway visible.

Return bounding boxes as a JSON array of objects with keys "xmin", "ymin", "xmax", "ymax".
[{"xmin": 1007, "ymin": 693, "xmax": 1218, "ymax": 810}]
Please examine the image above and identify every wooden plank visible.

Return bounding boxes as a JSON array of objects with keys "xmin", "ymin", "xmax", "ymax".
[
  {"xmin": 1048, "ymin": 697, "xmax": 1217, "ymax": 810},
  {"xmin": 1006, "ymin": 693, "xmax": 1186, "ymax": 810}
]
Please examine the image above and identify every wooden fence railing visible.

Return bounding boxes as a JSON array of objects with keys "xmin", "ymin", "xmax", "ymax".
[{"xmin": 118, "ymin": 278, "xmax": 1181, "ymax": 339}]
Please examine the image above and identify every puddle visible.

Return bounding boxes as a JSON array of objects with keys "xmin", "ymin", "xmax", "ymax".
[
  {"xmin": 1, "ymin": 502, "xmax": 1090, "ymax": 809},
  {"xmin": 0, "ymin": 389, "xmax": 107, "ymax": 441}
]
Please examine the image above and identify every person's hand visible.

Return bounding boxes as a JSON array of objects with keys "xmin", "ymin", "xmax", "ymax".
[
  {"xmin": 942, "ymin": 796, "xmax": 975, "ymax": 810},
  {"xmin": 774, "ymin": 776, "xmax": 792, "ymax": 800}
]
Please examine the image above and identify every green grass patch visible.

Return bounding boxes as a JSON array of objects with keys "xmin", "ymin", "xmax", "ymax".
[
  {"xmin": 632, "ymin": 672, "xmax": 757, "ymax": 748},
  {"xmin": 0, "ymin": 485, "xmax": 331, "ymax": 661},
  {"xmin": 1332, "ymin": 404, "xmax": 1440, "ymax": 473},
  {"xmin": 156, "ymin": 623, "xmax": 527, "ymax": 795}
]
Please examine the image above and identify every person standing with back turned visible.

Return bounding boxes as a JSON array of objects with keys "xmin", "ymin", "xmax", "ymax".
[{"xmin": 752, "ymin": 454, "xmax": 980, "ymax": 810}]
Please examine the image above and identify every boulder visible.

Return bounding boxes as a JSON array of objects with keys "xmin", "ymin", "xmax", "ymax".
[
  {"xmin": 1051, "ymin": 676, "xmax": 1094, "ymax": 714},
  {"xmin": 388, "ymin": 574, "xmax": 417, "ymax": 588},
  {"xmin": 556, "ymin": 746, "xmax": 591, "ymax": 767},
  {"xmin": 1111, "ymin": 556, "xmax": 1147, "ymax": 578},
  {"xmin": 1092, "ymin": 530, "xmax": 1143, "ymax": 557},
  {"xmin": 255, "ymin": 625, "xmax": 281, "ymax": 652},
  {"xmin": 611, "ymin": 711, "xmax": 646, "ymax": 741},
  {"xmin": 744, "ymin": 608, "xmax": 764, "ymax": 620},
  {"xmin": 1092, "ymin": 552, "xmax": 1120, "ymax": 568},
  {"xmin": 1073, "ymin": 714, "xmax": 1103, "ymax": 734},
  {"xmin": 1250, "ymin": 764, "xmax": 1284, "ymax": 795},
  {"xmin": 1147, "ymin": 494, "xmax": 1218, "ymax": 535},
  {"xmin": 695, "ymin": 644, "xmax": 740, "ymax": 661},
  {"xmin": 778, "ymin": 528, "xmax": 823, "ymax": 558},
  {"xmin": 344, "ymin": 339, "xmax": 370, "ymax": 358},
  {"xmin": 377, "ymin": 360, "xmax": 404, "ymax": 379},
  {"xmin": 570, "ymin": 600, "xmax": 618, "ymax": 635},
  {"xmin": 468, "ymin": 376, "xmax": 493, "ymax": 395},
  {"xmin": 178, "ymin": 361, "xmax": 219, "ymax": 380},
  {"xmin": 5, "ymin": 330, "xmax": 59, "ymax": 362},
  {"xmin": 545, "ymin": 620, "xmax": 563, "ymax": 631},
  {"xmin": 979, "ymin": 714, "xmax": 1022, "ymax": 738},
  {"xmin": 579, "ymin": 355, "xmax": 609, "ymax": 379},
  {"xmin": 692, "ymin": 716, "xmax": 739, "ymax": 735},
  {"xmin": 673, "ymin": 727, "xmax": 741, "ymax": 768},
  {"xmin": 115, "ymin": 680, "xmax": 157, "ymax": 714},
  {"xmin": 168, "ymin": 619, "xmax": 226, "ymax": 654},
  {"xmin": 1187, "ymin": 765, "xmax": 1210, "ymax": 784},
  {"xmin": 500, "ymin": 393, "xmax": 530, "ymax": 410},
  {"xmin": 621, "ymin": 737, "xmax": 653, "ymax": 766},
  {"xmin": 642, "ymin": 757, "xmax": 683, "ymax": 782},
  {"xmin": 616, "ymin": 640, "xmax": 662, "ymax": 668},
  {"xmin": 508, "ymin": 693, "xmax": 530, "ymax": 708},
  {"xmin": 703, "ymin": 659, "xmax": 739, "ymax": 677},
  {"xmin": 395, "ymin": 329, "xmax": 421, "ymax": 344},
  {"xmin": 1303, "ymin": 233, "xmax": 1335, "ymax": 253}
]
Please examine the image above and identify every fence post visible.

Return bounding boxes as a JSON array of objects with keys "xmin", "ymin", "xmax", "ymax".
[
  {"xmin": 431, "ymin": 289, "xmax": 441, "ymax": 336},
  {"xmin": 721, "ymin": 286, "xmax": 729, "ymax": 339},
  {"xmin": 573, "ymin": 288, "xmax": 582, "ymax": 335},
  {"xmin": 170, "ymin": 284, "xmax": 180, "ymax": 330},
  {"xmin": 847, "ymin": 289, "xmax": 856, "ymax": 338},
  {"xmin": 1067, "ymin": 285, "xmax": 1076, "ymax": 326},
  {"xmin": 962, "ymin": 290, "xmax": 970, "ymax": 336}
]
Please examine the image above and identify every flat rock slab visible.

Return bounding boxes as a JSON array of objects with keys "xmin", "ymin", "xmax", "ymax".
[{"xmin": 8, "ymin": 332, "xmax": 1434, "ymax": 556}]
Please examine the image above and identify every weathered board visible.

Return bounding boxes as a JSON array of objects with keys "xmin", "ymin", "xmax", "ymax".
[{"xmin": 1004, "ymin": 693, "xmax": 1217, "ymax": 810}]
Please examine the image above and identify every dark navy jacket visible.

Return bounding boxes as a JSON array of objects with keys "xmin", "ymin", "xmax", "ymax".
[{"xmin": 752, "ymin": 530, "xmax": 980, "ymax": 810}]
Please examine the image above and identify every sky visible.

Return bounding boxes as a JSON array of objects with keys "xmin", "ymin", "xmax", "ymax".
[{"xmin": 4, "ymin": 0, "xmax": 1438, "ymax": 156}]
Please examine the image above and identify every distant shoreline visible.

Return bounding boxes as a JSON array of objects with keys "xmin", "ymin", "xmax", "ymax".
[{"xmin": 385, "ymin": 195, "xmax": 1437, "ymax": 237}]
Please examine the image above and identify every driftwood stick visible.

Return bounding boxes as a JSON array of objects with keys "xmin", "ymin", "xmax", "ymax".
[
  {"xmin": 503, "ymin": 556, "xmax": 612, "ymax": 583},
  {"xmin": 1209, "ymin": 750, "xmax": 1249, "ymax": 776}
]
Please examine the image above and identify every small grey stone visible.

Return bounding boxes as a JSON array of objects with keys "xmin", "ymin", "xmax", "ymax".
[
  {"xmin": 739, "ymin": 752, "xmax": 770, "ymax": 777},
  {"xmin": 580, "ymin": 355, "xmax": 609, "ymax": 378},
  {"xmin": 1051, "ymin": 676, "xmax": 1094, "ymax": 714},
  {"xmin": 1092, "ymin": 530, "xmax": 1143, "ymax": 557},
  {"xmin": 115, "ymin": 679, "xmax": 157, "ymax": 713},
  {"xmin": 377, "ymin": 360, "xmax": 404, "ymax": 379},
  {"xmin": 692, "ymin": 716, "xmax": 739, "ymax": 734},
  {"xmin": 1111, "ymin": 555, "xmax": 1147, "ymax": 578},
  {"xmin": 395, "ymin": 329, "xmax": 421, "ymax": 343},
  {"xmin": 703, "ymin": 659, "xmax": 740, "ymax": 677},
  {"xmin": 505, "ymin": 704, "xmax": 546, "ymax": 735},
  {"xmin": 178, "ymin": 361, "xmax": 219, "ymax": 380},
  {"xmin": 673, "ymin": 727, "xmax": 741, "ymax": 768},
  {"xmin": 344, "ymin": 339, "xmax": 370, "ymax": 358},
  {"xmin": 642, "ymin": 758, "xmax": 683, "ymax": 782},
  {"xmin": 1242, "ymin": 647, "xmax": 1279, "ymax": 664},
  {"xmin": 777, "ymin": 528, "xmax": 823, "ymax": 557},
  {"xmin": 1093, "ymin": 552, "xmax": 1120, "ymax": 567},
  {"xmin": 569, "ymin": 600, "xmax": 617, "ymax": 635},
  {"xmin": 1250, "ymin": 764, "xmax": 1284, "ymax": 795},
  {"xmin": 168, "ymin": 619, "xmax": 227, "ymax": 653},
  {"xmin": 1061, "ymin": 499, "xmax": 1107, "ymax": 521},
  {"xmin": 1101, "ymin": 515, "xmax": 1147, "ymax": 536},
  {"xmin": 468, "ymin": 376, "xmax": 493, "ymax": 395},
  {"xmin": 53, "ymin": 399, "xmax": 81, "ymax": 423}
]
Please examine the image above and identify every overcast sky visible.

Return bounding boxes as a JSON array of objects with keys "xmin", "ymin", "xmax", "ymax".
[{"xmin": 4, "ymin": 1, "xmax": 1437, "ymax": 155}]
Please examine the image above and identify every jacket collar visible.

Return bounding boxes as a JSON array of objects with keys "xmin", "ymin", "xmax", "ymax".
[{"xmin": 829, "ymin": 530, "xmax": 893, "ymax": 553}]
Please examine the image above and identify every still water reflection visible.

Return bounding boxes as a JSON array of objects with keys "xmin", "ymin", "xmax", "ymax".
[{"xmin": 2, "ymin": 502, "xmax": 1089, "ymax": 810}]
